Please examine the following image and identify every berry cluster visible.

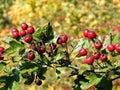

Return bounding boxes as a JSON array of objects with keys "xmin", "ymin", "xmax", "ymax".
[{"xmin": 57, "ymin": 34, "xmax": 68, "ymax": 44}]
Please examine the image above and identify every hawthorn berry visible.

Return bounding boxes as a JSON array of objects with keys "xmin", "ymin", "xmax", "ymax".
[
  {"xmin": 83, "ymin": 56, "xmax": 94, "ymax": 65},
  {"xmin": 87, "ymin": 31, "xmax": 96, "ymax": 39},
  {"xmin": 21, "ymin": 23, "xmax": 28, "ymax": 30},
  {"xmin": 100, "ymin": 54, "xmax": 107, "ymax": 62},
  {"xmin": 27, "ymin": 51, "xmax": 35, "ymax": 60},
  {"xmin": 57, "ymin": 37, "xmax": 63, "ymax": 44},
  {"xmin": 0, "ymin": 47, "xmax": 4, "ymax": 54},
  {"xmin": 107, "ymin": 44, "xmax": 115, "ymax": 52},
  {"xmin": 83, "ymin": 29, "xmax": 89, "ymax": 37},
  {"xmin": 35, "ymin": 78, "xmax": 42, "ymax": 86},
  {"xmin": 61, "ymin": 34, "xmax": 68, "ymax": 43},
  {"xmin": 12, "ymin": 31, "xmax": 19, "ymax": 39},
  {"xmin": 115, "ymin": 43, "xmax": 120, "ymax": 53},
  {"xmin": 94, "ymin": 40, "xmax": 102, "ymax": 50},
  {"xmin": 79, "ymin": 48, "xmax": 87, "ymax": 56},
  {"xmin": 38, "ymin": 46, "xmax": 46, "ymax": 54},
  {"xmin": 92, "ymin": 52, "xmax": 101, "ymax": 59},
  {"xmin": 27, "ymin": 26, "xmax": 35, "ymax": 34},
  {"xmin": 12, "ymin": 28, "xmax": 19, "ymax": 33},
  {"xmin": 19, "ymin": 30, "xmax": 26, "ymax": 37},
  {"xmin": 24, "ymin": 35, "xmax": 33, "ymax": 43}
]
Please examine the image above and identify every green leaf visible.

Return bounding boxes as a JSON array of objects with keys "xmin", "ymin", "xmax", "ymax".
[
  {"xmin": 112, "ymin": 34, "xmax": 119, "ymax": 44},
  {"xmin": 12, "ymin": 56, "xmax": 22, "ymax": 62},
  {"xmin": 11, "ymin": 81, "xmax": 18, "ymax": 90},
  {"xmin": 24, "ymin": 72, "xmax": 34, "ymax": 85},
  {"xmin": 73, "ymin": 84, "xmax": 82, "ymax": 90},
  {"xmin": 0, "ymin": 62, "xmax": 6, "ymax": 72},
  {"xmin": 54, "ymin": 53, "xmax": 63, "ymax": 61},
  {"xmin": 3, "ymin": 36, "xmax": 13, "ymax": 44},
  {"xmin": 5, "ymin": 47, "xmax": 15, "ymax": 55}
]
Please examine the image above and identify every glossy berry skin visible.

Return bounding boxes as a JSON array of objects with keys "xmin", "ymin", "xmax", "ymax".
[
  {"xmin": 115, "ymin": 43, "xmax": 120, "ymax": 53},
  {"xmin": 38, "ymin": 46, "xmax": 46, "ymax": 54},
  {"xmin": 83, "ymin": 56, "xmax": 94, "ymax": 65},
  {"xmin": 35, "ymin": 79, "xmax": 42, "ymax": 86},
  {"xmin": 100, "ymin": 54, "xmax": 107, "ymax": 62},
  {"xmin": 83, "ymin": 29, "xmax": 89, "ymax": 37},
  {"xmin": 61, "ymin": 34, "xmax": 68, "ymax": 43},
  {"xmin": 107, "ymin": 44, "xmax": 115, "ymax": 52},
  {"xmin": 12, "ymin": 31, "xmax": 19, "ymax": 39},
  {"xmin": 57, "ymin": 37, "xmax": 63, "ymax": 44},
  {"xmin": 27, "ymin": 26, "xmax": 35, "ymax": 34},
  {"xmin": 24, "ymin": 35, "xmax": 33, "ymax": 43},
  {"xmin": 19, "ymin": 30, "xmax": 26, "ymax": 37},
  {"xmin": 87, "ymin": 31, "xmax": 96, "ymax": 39},
  {"xmin": 21, "ymin": 23, "xmax": 28, "ymax": 30},
  {"xmin": 94, "ymin": 41, "xmax": 102, "ymax": 50},
  {"xmin": 12, "ymin": 28, "xmax": 19, "ymax": 33},
  {"xmin": 79, "ymin": 48, "xmax": 87, "ymax": 56},
  {"xmin": 0, "ymin": 47, "xmax": 4, "ymax": 54},
  {"xmin": 27, "ymin": 51, "xmax": 35, "ymax": 60},
  {"xmin": 92, "ymin": 52, "xmax": 101, "ymax": 59}
]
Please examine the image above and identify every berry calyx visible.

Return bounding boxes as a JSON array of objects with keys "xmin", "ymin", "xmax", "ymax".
[
  {"xmin": 24, "ymin": 35, "xmax": 33, "ymax": 43},
  {"xmin": 83, "ymin": 29, "xmax": 89, "ymax": 37},
  {"xmin": 12, "ymin": 28, "xmax": 19, "ymax": 33},
  {"xmin": 107, "ymin": 44, "xmax": 115, "ymax": 52},
  {"xmin": 83, "ymin": 56, "xmax": 94, "ymax": 65},
  {"xmin": 61, "ymin": 34, "xmax": 68, "ymax": 43},
  {"xmin": 94, "ymin": 40, "xmax": 102, "ymax": 50},
  {"xmin": 38, "ymin": 46, "xmax": 46, "ymax": 54},
  {"xmin": 12, "ymin": 31, "xmax": 19, "ymax": 39},
  {"xmin": 27, "ymin": 26, "xmax": 35, "ymax": 34},
  {"xmin": 87, "ymin": 31, "xmax": 96, "ymax": 39},
  {"xmin": 21, "ymin": 23, "xmax": 28, "ymax": 30},
  {"xmin": 0, "ymin": 47, "xmax": 5, "ymax": 54},
  {"xmin": 79, "ymin": 48, "xmax": 87, "ymax": 56},
  {"xmin": 115, "ymin": 43, "xmax": 120, "ymax": 53},
  {"xmin": 100, "ymin": 54, "xmax": 107, "ymax": 62},
  {"xmin": 35, "ymin": 78, "xmax": 42, "ymax": 86},
  {"xmin": 57, "ymin": 37, "xmax": 63, "ymax": 44},
  {"xmin": 19, "ymin": 30, "xmax": 26, "ymax": 37},
  {"xmin": 92, "ymin": 52, "xmax": 101, "ymax": 59},
  {"xmin": 27, "ymin": 51, "xmax": 35, "ymax": 60}
]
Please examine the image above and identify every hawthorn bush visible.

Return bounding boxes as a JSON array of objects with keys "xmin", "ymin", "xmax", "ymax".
[{"xmin": 0, "ymin": 22, "xmax": 120, "ymax": 90}]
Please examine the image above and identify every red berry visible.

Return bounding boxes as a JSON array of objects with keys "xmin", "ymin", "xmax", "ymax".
[
  {"xmin": 12, "ymin": 31, "xmax": 19, "ymax": 39},
  {"xmin": 57, "ymin": 37, "xmax": 63, "ymax": 44},
  {"xmin": 61, "ymin": 34, "xmax": 68, "ymax": 43},
  {"xmin": 19, "ymin": 30, "xmax": 26, "ymax": 37},
  {"xmin": 107, "ymin": 44, "xmax": 115, "ymax": 52},
  {"xmin": 83, "ymin": 29, "xmax": 89, "ymax": 37},
  {"xmin": 21, "ymin": 23, "xmax": 28, "ymax": 30},
  {"xmin": 79, "ymin": 48, "xmax": 87, "ymax": 56},
  {"xmin": 115, "ymin": 43, "xmax": 120, "ymax": 53},
  {"xmin": 92, "ymin": 52, "xmax": 101, "ymax": 59},
  {"xmin": 12, "ymin": 28, "xmax": 19, "ymax": 33},
  {"xmin": 27, "ymin": 26, "xmax": 35, "ymax": 34},
  {"xmin": 87, "ymin": 31, "xmax": 96, "ymax": 39},
  {"xmin": 83, "ymin": 56, "xmax": 94, "ymax": 65},
  {"xmin": 27, "ymin": 51, "xmax": 35, "ymax": 60},
  {"xmin": 94, "ymin": 41, "xmax": 102, "ymax": 50},
  {"xmin": 100, "ymin": 54, "xmax": 107, "ymax": 62},
  {"xmin": 0, "ymin": 47, "xmax": 4, "ymax": 54},
  {"xmin": 35, "ymin": 78, "xmax": 42, "ymax": 86},
  {"xmin": 38, "ymin": 46, "xmax": 45, "ymax": 54},
  {"xmin": 24, "ymin": 35, "xmax": 33, "ymax": 43}
]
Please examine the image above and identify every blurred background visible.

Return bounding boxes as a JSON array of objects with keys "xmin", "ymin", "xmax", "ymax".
[{"xmin": 1, "ymin": 0, "xmax": 120, "ymax": 90}]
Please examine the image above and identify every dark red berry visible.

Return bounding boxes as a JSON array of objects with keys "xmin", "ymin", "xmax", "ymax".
[
  {"xmin": 92, "ymin": 52, "xmax": 101, "ymax": 59},
  {"xmin": 107, "ymin": 44, "xmax": 115, "ymax": 52},
  {"xmin": 12, "ymin": 28, "xmax": 19, "ymax": 33},
  {"xmin": 0, "ymin": 47, "xmax": 4, "ymax": 54},
  {"xmin": 83, "ymin": 29, "xmax": 89, "ymax": 37},
  {"xmin": 61, "ymin": 34, "xmax": 68, "ymax": 43},
  {"xmin": 27, "ymin": 51, "xmax": 35, "ymax": 60},
  {"xmin": 21, "ymin": 23, "xmax": 28, "ymax": 30},
  {"xmin": 115, "ymin": 43, "xmax": 120, "ymax": 53},
  {"xmin": 0, "ymin": 54, "xmax": 4, "ymax": 60},
  {"xmin": 27, "ymin": 26, "xmax": 35, "ymax": 34},
  {"xmin": 12, "ymin": 31, "xmax": 19, "ymax": 39},
  {"xmin": 57, "ymin": 37, "xmax": 63, "ymax": 44},
  {"xmin": 19, "ymin": 30, "xmax": 26, "ymax": 37},
  {"xmin": 24, "ymin": 35, "xmax": 33, "ymax": 43},
  {"xmin": 94, "ymin": 41, "xmax": 102, "ymax": 50},
  {"xmin": 100, "ymin": 54, "xmax": 107, "ymax": 62},
  {"xmin": 38, "ymin": 46, "xmax": 45, "ymax": 54},
  {"xmin": 79, "ymin": 48, "xmax": 87, "ymax": 56},
  {"xmin": 83, "ymin": 56, "xmax": 94, "ymax": 65},
  {"xmin": 87, "ymin": 31, "xmax": 96, "ymax": 39},
  {"xmin": 49, "ymin": 43, "xmax": 56, "ymax": 50},
  {"xmin": 35, "ymin": 78, "xmax": 42, "ymax": 86}
]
